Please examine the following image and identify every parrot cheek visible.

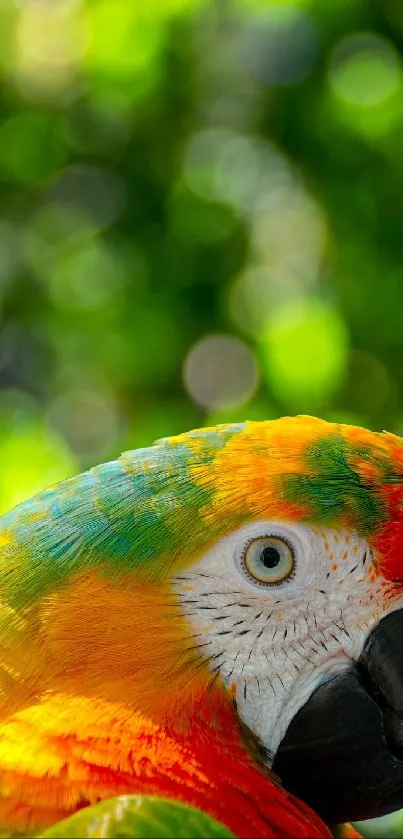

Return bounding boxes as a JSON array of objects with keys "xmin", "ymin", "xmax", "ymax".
[{"xmin": 273, "ymin": 608, "xmax": 403, "ymax": 825}]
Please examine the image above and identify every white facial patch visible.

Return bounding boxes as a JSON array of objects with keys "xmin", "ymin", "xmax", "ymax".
[{"xmin": 174, "ymin": 520, "xmax": 403, "ymax": 760}]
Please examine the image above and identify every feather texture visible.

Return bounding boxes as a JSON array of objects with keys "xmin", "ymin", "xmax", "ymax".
[{"xmin": 0, "ymin": 414, "xmax": 402, "ymax": 835}]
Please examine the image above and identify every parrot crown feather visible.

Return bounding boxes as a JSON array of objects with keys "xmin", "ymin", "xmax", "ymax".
[{"xmin": 2, "ymin": 414, "xmax": 403, "ymax": 609}]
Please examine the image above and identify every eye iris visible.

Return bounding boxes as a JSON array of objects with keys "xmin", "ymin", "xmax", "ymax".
[
  {"xmin": 261, "ymin": 546, "xmax": 281, "ymax": 568},
  {"xmin": 242, "ymin": 535, "xmax": 295, "ymax": 585}
]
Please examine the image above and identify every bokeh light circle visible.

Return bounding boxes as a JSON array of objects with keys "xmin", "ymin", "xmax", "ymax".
[
  {"xmin": 261, "ymin": 299, "xmax": 349, "ymax": 410},
  {"xmin": 183, "ymin": 334, "xmax": 259, "ymax": 411},
  {"xmin": 241, "ymin": 5, "xmax": 319, "ymax": 88},
  {"xmin": 329, "ymin": 32, "xmax": 402, "ymax": 106}
]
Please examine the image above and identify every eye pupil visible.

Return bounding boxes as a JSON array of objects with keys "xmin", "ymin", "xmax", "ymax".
[{"xmin": 261, "ymin": 546, "xmax": 281, "ymax": 568}]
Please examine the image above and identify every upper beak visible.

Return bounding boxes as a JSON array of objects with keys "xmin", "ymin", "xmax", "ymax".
[{"xmin": 273, "ymin": 609, "xmax": 403, "ymax": 824}]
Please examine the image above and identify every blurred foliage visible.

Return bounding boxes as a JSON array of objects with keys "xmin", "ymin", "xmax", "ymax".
[
  {"xmin": 40, "ymin": 795, "xmax": 234, "ymax": 839},
  {"xmin": 0, "ymin": 0, "xmax": 403, "ymax": 836}
]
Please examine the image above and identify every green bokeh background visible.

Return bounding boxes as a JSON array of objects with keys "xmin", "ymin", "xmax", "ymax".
[{"xmin": 1, "ymin": 0, "xmax": 403, "ymax": 835}]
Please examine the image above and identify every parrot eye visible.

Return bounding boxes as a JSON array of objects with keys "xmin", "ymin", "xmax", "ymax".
[{"xmin": 241, "ymin": 535, "xmax": 295, "ymax": 585}]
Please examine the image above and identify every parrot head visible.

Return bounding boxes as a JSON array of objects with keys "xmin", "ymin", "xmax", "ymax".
[{"xmin": 3, "ymin": 415, "xmax": 403, "ymax": 833}]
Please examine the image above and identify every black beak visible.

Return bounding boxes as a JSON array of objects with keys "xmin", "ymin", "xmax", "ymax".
[{"xmin": 273, "ymin": 609, "xmax": 403, "ymax": 824}]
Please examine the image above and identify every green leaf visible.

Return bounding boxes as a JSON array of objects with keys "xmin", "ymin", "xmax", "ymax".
[{"xmin": 39, "ymin": 795, "xmax": 235, "ymax": 839}]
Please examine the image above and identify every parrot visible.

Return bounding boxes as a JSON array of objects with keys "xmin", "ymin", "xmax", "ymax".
[{"xmin": 1, "ymin": 415, "xmax": 403, "ymax": 837}]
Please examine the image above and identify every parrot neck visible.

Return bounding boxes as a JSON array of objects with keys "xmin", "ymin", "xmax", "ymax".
[
  {"xmin": 0, "ymin": 571, "xmax": 330, "ymax": 837},
  {"xmin": 0, "ymin": 686, "xmax": 330, "ymax": 839}
]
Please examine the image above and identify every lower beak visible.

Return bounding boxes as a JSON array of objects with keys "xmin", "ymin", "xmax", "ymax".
[{"xmin": 273, "ymin": 609, "xmax": 403, "ymax": 824}]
